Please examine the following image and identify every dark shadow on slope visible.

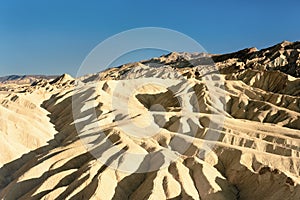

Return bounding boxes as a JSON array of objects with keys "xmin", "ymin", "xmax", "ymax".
[{"xmin": 111, "ymin": 152, "xmax": 161, "ymax": 200}]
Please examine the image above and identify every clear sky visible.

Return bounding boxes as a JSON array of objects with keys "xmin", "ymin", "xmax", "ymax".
[{"xmin": 0, "ymin": 0, "xmax": 299, "ymax": 76}]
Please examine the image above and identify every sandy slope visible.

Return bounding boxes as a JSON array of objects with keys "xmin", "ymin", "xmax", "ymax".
[
  {"xmin": 0, "ymin": 41, "xmax": 300, "ymax": 200},
  {"xmin": 0, "ymin": 91, "xmax": 55, "ymax": 166},
  {"xmin": 0, "ymin": 74, "xmax": 74, "ymax": 166}
]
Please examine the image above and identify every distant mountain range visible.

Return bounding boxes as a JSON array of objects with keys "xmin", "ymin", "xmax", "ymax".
[{"xmin": 0, "ymin": 75, "xmax": 57, "ymax": 84}]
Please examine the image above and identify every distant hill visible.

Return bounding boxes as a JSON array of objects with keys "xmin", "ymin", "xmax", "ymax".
[{"xmin": 0, "ymin": 75, "xmax": 57, "ymax": 84}]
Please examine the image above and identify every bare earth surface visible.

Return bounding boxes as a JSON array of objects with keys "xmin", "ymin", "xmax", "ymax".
[{"xmin": 0, "ymin": 41, "xmax": 300, "ymax": 200}]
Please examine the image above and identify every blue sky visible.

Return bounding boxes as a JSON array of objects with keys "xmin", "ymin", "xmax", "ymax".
[{"xmin": 0, "ymin": 0, "xmax": 299, "ymax": 76}]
